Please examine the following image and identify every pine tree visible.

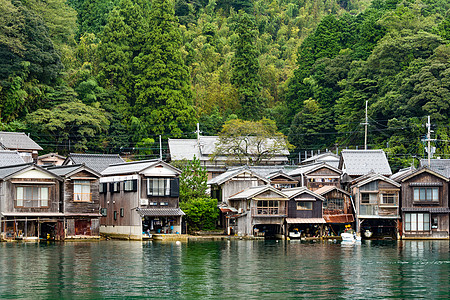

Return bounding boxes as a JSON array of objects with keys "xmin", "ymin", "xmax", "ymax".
[
  {"xmin": 231, "ymin": 12, "xmax": 263, "ymax": 121},
  {"xmin": 133, "ymin": 0, "xmax": 196, "ymax": 137}
]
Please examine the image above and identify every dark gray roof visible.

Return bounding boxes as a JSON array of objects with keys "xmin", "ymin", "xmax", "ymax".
[
  {"xmin": 64, "ymin": 153, "xmax": 124, "ymax": 173},
  {"xmin": 102, "ymin": 159, "xmax": 181, "ymax": 176},
  {"xmin": 46, "ymin": 164, "xmax": 101, "ymax": 178},
  {"xmin": 137, "ymin": 208, "xmax": 185, "ymax": 216},
  {"xmin": 0, "ymin": 132, "xmax": 42, "ymax": 151},
  {"xmin": 0, "ymin": 150, "xmax": 25, "ymax": 167},
  {"xmin": 207, "ymin": 166, "xmax": 270, "ymax": 186},
  {"xmin": 0, "ymin": 163, "xmax": 31, "ymax": 179},
  {"xmin": 340, "ymin": 149, "xmax": 392, "ymax": 176},
  {"xmin": 420, "ymin": 159, "xmax": 450, "ymax": 178}
]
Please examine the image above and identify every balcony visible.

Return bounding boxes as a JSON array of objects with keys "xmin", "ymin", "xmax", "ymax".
[{"xmin": 252, "ymin": 207, "xmax": 286, "ymax": 217}]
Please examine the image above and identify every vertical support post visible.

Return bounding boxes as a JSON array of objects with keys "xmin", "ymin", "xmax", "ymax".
[
  {"xmin": 159, "ymin": 135, "xmax": 162, "ymax": 160},
  {"xmin": 364, "ymin": 100, "xmax": 368, "ymax": 150},
  {"xmin": 427, "ymin": 115, "xmax": 431, "ymax": 167}
]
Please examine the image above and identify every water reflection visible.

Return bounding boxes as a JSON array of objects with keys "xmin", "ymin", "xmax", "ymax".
[{"xmin": 0, "ymin": 240, "xmax": 448, "ymax": 298}]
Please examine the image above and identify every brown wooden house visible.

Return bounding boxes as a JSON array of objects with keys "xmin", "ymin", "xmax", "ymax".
[
  {"xmin": 266, "ymin": 171, "xmax": 298, "ymax": 189},
  {"xmin": 0, "ymin": 163, "xmax": 64, "ymax": 241},
  {"xmin": 100, "ymin": 159, "xmax": 184, "ymax": 240},
  {"xmin": 282, "ymin": 187, "xmax": 326, "ymax": 237},
  {"xmin": 399, "ymin": 168, "xmax": 449, "ymax": 239},
  {"xmin": 288, "ymin": 162, "xmax": 342, "ymax": 191},
  {"xmin": 46, "ymin": 164, "xmax": 102, "ymax": 239},
  {"xmin": 351, "ymin": 173, "xmax": 401, "ymax": 238}
]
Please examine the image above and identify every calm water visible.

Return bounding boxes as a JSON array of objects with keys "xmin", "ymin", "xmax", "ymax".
[{"xmin": 0, "ymin": 240, "xmax": 449, "ymax": 299}]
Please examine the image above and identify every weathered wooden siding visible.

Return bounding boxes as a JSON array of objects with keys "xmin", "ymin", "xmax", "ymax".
[
  {"xmin": 221, "ymin": 177, "xmax": 267, "ymax": 203},
  {"xmin": 287, "ymin": 194, "xmax": 322, "ymax": 219},
  {"xmin": 401, "ymin": 172, "xmax": 448, "ymax": 208},
  {"xmin": 64, "ymin": 171, "xmax": 100, "ymax": 214}
]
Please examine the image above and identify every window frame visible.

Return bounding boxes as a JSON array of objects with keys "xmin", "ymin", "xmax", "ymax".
[
  {"xmin": 73, "ymin": 180, "xmax": 92, "ymax": 202},
  {"xmin": 124, "ymin": 179, "xmax": 137, "ymax": 192},
  {"xmin": 404, "ymin": 213, "xmax": 430, "ymax": 232},
  {"xmin": 296, "ymin": 201, "xmax": 313, "ymax": 211},
  {"xmin": 15, "ymin": 186, "xmax": 50, "ymax": 208},
  {"xmin": 413, "ymin": 187, "xmax": 439, "ymax": 202},
  {"xmin": 380, "ymin": 193, "xmax": 397, "ymax": 205}
]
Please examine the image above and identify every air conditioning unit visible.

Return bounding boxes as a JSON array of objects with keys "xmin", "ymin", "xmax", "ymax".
[{"xmin": 140, "ymin": 198, "xmax": 149, "ymax": 206}]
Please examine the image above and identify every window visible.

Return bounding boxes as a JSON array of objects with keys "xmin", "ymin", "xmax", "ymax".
[
  {"xmin": 99, "ymin": 183, "xmax": 107, "ymax": 193},
  {"xmin": 124, "ymin": 179, "xmax": 137, "ymax": 192},
  {"xmin": 100, "ymin": 208, "xmax": 107, "ymax": 217},
  {"xmin": 147, "ymin": 178, "xmax": 169, "ymax": 196},
  {"xmin": 361, "ymin": 193, "xmax": 377, "ymax": 204},
  {"xmin": 114, "ymin": 211, "xmax": 117, "ymax": 220},
  {"xmin": 413, "ymin": 187, "xmax": 439, "ymax": 202},
  {"xmin": 297, "ymin": 201, "xmax": 313, "ymax": 210},
  {"xmin": 405, "ymin": 213, "xmax": 430, "ymax": 231},
  {"xmin": 120, "ymin": 208, "xmax": 124, "ymax": 217},
  {"xmin": 74, "ymin": 180, "xmax": 91, "ymax": 202},
  {"xmin": 323, "ymin": 198, "xmax": 344, "ymax": 210},
  {"xmin": 149, "ymin": 202, "xmax": 158, "ymax": 206},
  {"xmin": 110, "ymin": 182, "xmax": 120, "ymax": 193},
  {"xmin": 16, "ymin": 186, "xmax": 49, "ymax": 208},
  {"xmin": 431, "ymin": 216, "xmax": 438, "ymax": 229},
  {"xmin": 381, "ymin": 193, "xmax": 396, "ymax": 205},
  {"xmin": 160, "ymin": 202, "xmax": 169, "ymax": 206},
  {"xmin": 256, "ymin": 200, "xmax": 279, "ymax": 214}
]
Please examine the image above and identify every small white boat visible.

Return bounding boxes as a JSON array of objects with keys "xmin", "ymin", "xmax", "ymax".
[
  {"xmin": 341, "ymin": 232, "xmax": 361, "ymax": 243},
  {"xmin": 289, "ymin": 229, "xmax": 302, "ymax": 239}
]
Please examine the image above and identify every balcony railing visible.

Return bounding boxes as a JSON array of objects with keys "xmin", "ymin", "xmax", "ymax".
[{"xmin": 252, "ymin": 207, "xmax": 286, "ymax": 217}]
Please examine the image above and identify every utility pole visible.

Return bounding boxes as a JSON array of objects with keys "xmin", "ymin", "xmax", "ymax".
[
  {"xmin": 361, "ymin": 101, "xmax": 369, "ymax": 150},
  {"xmin": 424, "ymin": 116, "xmax": 436, "ymax": 167},
  {"xmin": 159, "ymin": 135, "xmax": 162, "ymax": 160},
  {"xmin": 195, "ymin": 123, "xmax": 201, "ymax": 140}
]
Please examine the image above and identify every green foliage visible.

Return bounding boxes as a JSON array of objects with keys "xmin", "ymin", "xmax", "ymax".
[{"xmin": 179, "ymin": 155, "xmax": 218, "ymax": 232}]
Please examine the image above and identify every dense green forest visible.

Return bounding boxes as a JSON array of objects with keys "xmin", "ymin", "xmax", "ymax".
[{"xmin": 1, "ymin": 0, "xmax": 450, "ymax": 170}]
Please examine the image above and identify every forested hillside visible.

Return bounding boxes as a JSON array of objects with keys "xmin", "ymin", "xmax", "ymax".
[{"xmin": 0, "ymin": 0, "xmax": 449, "ymax": 170}]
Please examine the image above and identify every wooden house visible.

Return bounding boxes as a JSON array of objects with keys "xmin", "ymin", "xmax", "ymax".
[
  {"xmin": 46, "ymin": 164, "xmax": 102, "ymax": 239},
  {"xmin": 0, "ymin": 163, "xmax": 64, "ymax": 241},
  {"xmin": 37, "ymin": 153, "xmax": 66, "ymax": 166},
  {"xmin": 315, "ymin": 185, "xmax": 354, "ymax": 235},
  {"xmin": 208, "ymin": 166, "xmax": 270, "ymax": 234},
  {"xmin": 288, "ymin": 162, "xmax": 342, "ymax": 191},
  {"xmin": 227, "ymin": 185, "xmax": 288, "ymax": 237},
  {"xmin": 0, "ymin": 150, "xmax": 25, "ymax": 167},
  {"xmin": 99, "ymin": 159, "xmax": 184, "ymax": 240},
  {"xmin": 0, "ymin": 132, "xmax": 43, "ymax": 162},
  {"xmin": 301, "ymin": 152, "xmax": 340, "ymax": 168},
  {"xmin": 266, "ymin": 171, "xmax": 298, "ymax": 189},
  {"xmin": 351, "ymin": 173, "xmax": 401, "ymax": 238},
  {"xmin": 399, "ymin": 168, "xmax": 449, "ymax": 239},
  {"xmin": 282, "ymin": 187, "xmax": 326, "ymax": 237},
  {"xmin": 63, "ymin": 153, "xmax": 124, "ymax": 173}
]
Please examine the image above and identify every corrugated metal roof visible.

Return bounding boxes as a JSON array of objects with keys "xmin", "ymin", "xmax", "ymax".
[
  {"xmin": 208, "ymin": 166, "xmax": 270, "ymax": 186},
  {"xmin": 0, "ymin": 150, "xmax": 25, "ymax": 167},
  {"xmin": 0, "ymin": 132, "xmax": 43, "ymax": 151},
  {"xmin": 286, "ymin": 218, "xmax": 326, "ymax": 224},
  {"xmin": 229, "ymin": 185, "xmax": 287, "ymax": 200},
  {"xmin": 288, "ymin": 162, "xmax": 342, "ymax": 177},
  {"xmin": 281, "ymin": 187, "xmax": 325, "ymax": 201},
  {"xmin": 315, "ymin": 185, "xmax": 350, "ymax": 197},
  {"xmin": 340, "ymin": 149, "xmax": 392, "ymax": 176},
  {"xmin": 391, "ymin": 167, "xmax": 416, "ymax": 181},
  {"xmin": 65, "ymin": 153, "xmax": 124, "ymax": 173},
  {"xmin": 137, "ymin": 208, "xmax": 185, "ymax": 216},
  {"xmin": 302, "ymin": 152, "xmax": 340, "ymax": 168}
]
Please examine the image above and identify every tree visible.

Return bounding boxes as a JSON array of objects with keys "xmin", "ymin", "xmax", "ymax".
[
  {"xmin": 179, "ymin": 156, "xmax": 218, "ymax": 232},
  {"xmin": 213, "ymin": 118, "xmax": 292, "ymax": 165},
  {"xmin": 26, "ymin": 101, "xmax": 110, "ymax": 153},
  {"xmin": 231, "ymin": 12, "xmax": 264, "ymax": 120},
  {"xmin": 133, "ymin": 0, "xmax": 196, "ymax": 137}
]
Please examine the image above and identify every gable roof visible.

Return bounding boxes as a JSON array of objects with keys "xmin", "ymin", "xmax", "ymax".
[
  {"xmin": 0, "ymin": 150, "xmax": 25, "ymax": 167},
  {"xmin": 281, "ymin": 187, "xmax": 325, "ymax": 201},
  {"xmin": 38, "ymin": 153, "xmax": 66, "ymax": 160},
  {"xmin": 314, "ymin": 185, "xmax": 351, "ymax": 197},
  {"xmin": 46, "ymin": 164, "xmax": 101, "ymax": 178},
  {"xmin": 390, "ymin": 166, "xmax": 417, "ymax": 182},
  {"xmin": 101, "ymin": 159, "xmax": 181, "ymax": 176},
  {"xmin": 352, "ymin": 173, "xmax": 400, "ymax": 189},
  {"xmin": 207, "ymin": 166, "xmax": 270, "ymax": 186},
  {"xmin": 401, "ymin": 167, "xmax": 449, "ymax": 183},
  {"xmin": 339, "ymin": 149, "xmax": 392, "ymax": 176},
  {"xmin": 288, "ymin": 162, "xmax": 342, "ymax": 177},
  {"xmin": 302, "ymin": 152, "xmax": 340, "ymax": 168},
  {"xmin": 0, "ymin": 132, "xmax": 42, "ymax": 151},
  {"xmin": 63, "ymin": 153, "xmax": 124, "ymax": 173},
  {"xmin": 0, "ymin": 163, "xmax": 62, "ymax": 181},
  {"xmin": 228, "ymin": 185, "xmax": 288, "ymax": 200},
  {"xmin": 420, "ymin": 159, "xmax": 450, "ymax": 178},
  {"xmin": 266, "ymin": 170, "xmax": 297, "ymax": 182}
]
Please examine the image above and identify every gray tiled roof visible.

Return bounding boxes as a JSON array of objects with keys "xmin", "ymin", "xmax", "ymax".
[
  {"xmin": 101, "ymin": 159, "xmax": 181, "ymax": 176},
  {"xmin": 207, "ymin": 166, "xmax": 270, "ymax": 186},
  {"xmin": 340, "ymin": 149, "xmax": 392, "ymax": 176},
  {"xmin": 302, "ymin": 152, "xmax": 340, "ymax": 168},
  {"xmin": 420, "ymin": 159, "xmax": 450, "ymax": 178},
  {"xmin": 137, "ymin": 208, "xmax": 185, "ymax": 216},
  {"xmin": 0, "ymin": 150, "xmax": 25, "ymax": 167},
  {"xmin": 229, "ymin": 185, "xmax": 287, "ymax": 200},
  {"xmin": 0, "ymin": 163, "xmax": 31, "ymax": 179},
  {"xmin": 46, "ymin": 164, "xmax": 101, "ymax": 178},
  {"xmin": 288, "ymin": 162, "xmax": 342, "ymax": 177},
  {"xmin": 0, "ymin": 132, "xmax": 42, "ymax": 150},
  {"xmin": 65, "ymin": 153, "xmax": 124, "ymax": 173}
]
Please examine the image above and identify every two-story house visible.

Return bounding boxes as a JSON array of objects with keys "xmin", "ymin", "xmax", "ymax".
[
  {"xmin": 282, "ymin": 187, "xmax": 326, "ymax": 238},
  {"xmin": 351, "ymin": 173, "xmax": 401, "ymax": 238},
  {"xmin": 99, "ymin": 159, "xmax": 184, "ymax": 240},
  {"xmin": 46, "ymin": 164, "xmax": 102, "ymax": 239},
  {"xmin": 227, "ymin": 185, "xmax": 288, "ymax": 238},
  {"xmin": 288, "ymin": 162, "xmax": 342, "ymax": 191},
  {"xmin": 0, "ymin": 163, "xmax": 63, "ymax": 241},
  {"xmin": 399, "ymin": 168, "xmax": 449, "ymax": 239}
]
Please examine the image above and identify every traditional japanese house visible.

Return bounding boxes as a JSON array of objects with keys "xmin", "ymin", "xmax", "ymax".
[
  {"xmin": 301, "ymin": 152, "xmax": 340, "ymax": 168},
  {"xmin": 0, "ymin": 131, "xmax": 43, "ymax": 162},
  {"xmin": 0, "ymin": 163, "xmax": 64, "ymax": 241},
  {"xmin": 0, "ymin": 150, "xmax": 25, "ymax": 167},
  {"xmin": 282, "ymin": 187, "xmax": 326, "ymax": 238},
  {"xmin": 399, "ymin": 167, "xmax": 449, "ymax": 239},
  {"xmin": 339, "ymin": 149, "xmax": 392, "ymax": 189},
  {"xmin": 227, "ymin": 185, "xmax": 288, "ymax": 238},
  {"xmin": 63, "ymin": 153, "xmax": 124, "ymax": 173},
  {"xmin": 46, "ymin": 164, "xmax": 102, "ymax": 239},
  {"xmin": 99, "ymin": 159, "xmax": 184, "ymax": 240},
  {"xmin": 266, "ymin": 171, "xmax": 298, "ymax": 189},
  {"xmin": 288, "ymin": 162, "xmax": 342, "ymax": 191},
  {"xmin": 351, "ymin": 173, "xmax": 401, "ymax": 239},
  {"xmin": 208, "ymin": 166, "xmax": 270, "ymax": 234},
  {"xmin": 37, "ymin": 153, "xmax": 66, "ymax": 166}
]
